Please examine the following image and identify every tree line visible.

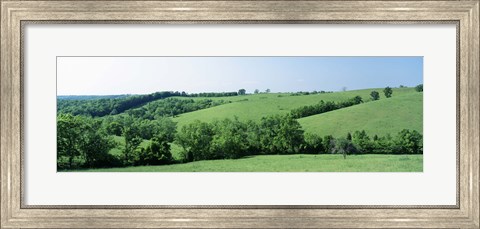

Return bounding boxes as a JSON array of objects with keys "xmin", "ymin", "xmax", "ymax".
[
  {"xmin": 290, "ymin": 96, "xmax": 363, "ymax": 119},
  {"xmin": 125, "ymin": 98, "xmax": 229, "ymax": 120},
  {"xmin": 58, "ymin": 112, "xmax": 423, "ymax": 170},
  {"xmin": 58, "ymin": 91, "xmax": 239, "ymax": 117}
]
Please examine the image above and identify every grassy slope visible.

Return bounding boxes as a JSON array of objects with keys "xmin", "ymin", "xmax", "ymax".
[
  {"xmin": 80, "ymin": 154, "xmax": 423, "ymax": 172},
  {"xmin": 171, "ymin": 88, "xmax": 417, "ymax": 129},
  {"xmin": 101, "ymin": 87, "xmax": 422, "ymax": 171},
  {"xmin": 298, "ymin": 92, "xmax": 423, "ymax": 137}
]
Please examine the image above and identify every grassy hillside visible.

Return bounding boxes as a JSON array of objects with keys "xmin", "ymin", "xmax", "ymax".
[
  {"xmin": 298, "ymin": 92, "xmax": 422, "ymax": 137},
  {"xmin": 171, "ymin": 88, "xmax": 417, "ymax": 128},
  {"xmin": 80, "ymin": 154, "xmax": 423, "ymax": 172}
]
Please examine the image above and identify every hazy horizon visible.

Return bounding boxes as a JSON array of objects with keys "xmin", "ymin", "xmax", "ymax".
[{"xmin": 57, "ymin": 56, "xmax": 423, "ymax": 96}]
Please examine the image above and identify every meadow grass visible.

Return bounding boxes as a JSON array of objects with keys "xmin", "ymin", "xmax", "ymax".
[
  {"xmin": 171, "ymin": 88, "xmax": 417, "ymax": 129},
  {"xmin": 298, "ymin": 92, "xmax": 423, "ymax": 137},
  {"xmin": 78, "ymin": 154, "xmax": 423, "ymax": 172}
]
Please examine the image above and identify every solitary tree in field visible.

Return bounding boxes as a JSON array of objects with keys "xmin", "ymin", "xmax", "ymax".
[
  {"xmin": 238, "ymin": 89, "xmax": 246, "ymax": 95},
  {"xmin": 370, "ymin": 91, "xmax": 380, "ymax": 100},
  {"xmin": 384, "ymin": 86, "xmax": 393, "ymax": 98},
  {"xmin": 415, "ymin": 84, "xmax": 423, "ymax": 92},
  {"xmin": 254, "ymin": 89, "xmax": 259, "ymax": 94},
  {"xmin": 265, "ymin": 89, "xmax": 271, "ymax": 93}
]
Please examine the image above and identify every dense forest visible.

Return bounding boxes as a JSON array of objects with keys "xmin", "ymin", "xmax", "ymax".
[
  {"xmin": 57, "ymin": 86, "xmax": 423, "ymax": 170},
  {"xmin": 57, "ymin": 91, "xmax": 238, "ymax": 117}
]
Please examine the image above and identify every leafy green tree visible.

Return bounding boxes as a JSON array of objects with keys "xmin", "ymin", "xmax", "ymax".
[
  {"xmin": 303, "ymin": 133, "xmax": 324, "ymax": 154},
  {"xmin": 245, "ymin": 120, "xmax": 262, "ymax": 155},
  {"xmin": 211, "ymin": 117, "xmax": 249, "ymax": 159},
  {"xmin": 106, "ymin": 121, "xmax": 123, "ymax": 136},
  {"xmin": 322, "ymin": 135, "xmax": 335, "ymax": 153},
  {"xmin": 259, "ymin": 115, "xmax": 304, "ymax": 154},
  {"xmin": 79, "ymin": 118, "xmax": 116, "ymax": 168},
  {"xmin": 415, "ymin": 84, "xmax": 423, "ymax": 92},
  {"xmin": 372, "ymin": 134, "xmax": 394, "ymax": 154},
  {"xmin": 175, "ymin": 120, "xmax": 214, "ymax": 162},
  {"xmin": 57, "ymin": 114, "xmax": 84, "ymax": 169},
  {"xmin": 136, "ymin": 136, "xmax": 173, "ymax": 165},
  {"xmin": 265, "ymin": 89, "xmax": 271, "ymax": 93},
  {"xmin": 238, "ymin": 89, "xmax": 246, "ymax": 95},
  {"xmin": 383, "ymin": 86, "xmax": 393, "ymax": 98},
  {"xmin": 370, "ymin": 91, "xmax": 380, "ymax": 100},
  {"xmin": 352, "ymin": 96, "xmax": 363, "ymax": 104},
  {"xmin": 394, "ymin": 129, "xmax": 423, "ymax": 154},
  {"xmin": 254, "ymin": 89, "xmax": 259, "ymax": 94},
  {"xmin": 332, "ymin": 137, "xmax": 358, "ymax": 159},
  {"xmin": 122, "ymin": 125, "xmax": 143, "ymax": 166},
  {"xmin": 351, "ymin": 130, "xmax": 373, "ymax": 153}
]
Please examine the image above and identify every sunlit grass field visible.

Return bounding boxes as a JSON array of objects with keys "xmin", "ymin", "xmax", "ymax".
[
  {"xmin": 79, "ymin": 154, "xmax": 423, "ymax": 172},
  {"xmin": 99, "ymin": 87, "xmax": 423, "ymax": 172},
  {"xmin": 171, "ymin": 88, "xmax": 417, "ymax": 130},
  {"xmin": 298, "ymin": 92, "xmax": 422, "ymax": 137}
]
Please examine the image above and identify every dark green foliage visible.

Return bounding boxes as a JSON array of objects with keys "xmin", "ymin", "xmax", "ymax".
[
  {"xmin": 332, "ymin": 137, "xmax": 358, "ymax": 159},
  {"xmin": 106, "ymin": 121, "xmax": 123, "ymax": 136},
  {"xmin": 57, "ymin": 114, "xmax": 84, "ymax": 169},
  {"xmin": 394, "ymin": 129, "xmax": 423, "ymax": 154},
  {"xmin": 290, "ymin": 96, "xmax": 363, "ymax": 119},
  {"xmin": 57, "ymin": 91, "xmax": 182, "ymax": 117},
  {"xmin": 259, "ymin": 115, "xmax": 305, "ymax": 154},
  {"xmin": 57, "ymin": 114, "xmax": 117, "ymax": 170},
  {"xmin": 211, "ymin": 118, "xmax": 249, "ymax": 159},
  {"xmin": 322, "ymin": 135, "xmax": 335, "ymax": 153},
  {"xmin": 187, "ymin": 91, "xmax": 238, "ymax": 97},
  {"xmin": 175, "ymin": 120, "xmax": 215, "ymax": 162},
  {"xmin": 254, "ymin": 89, "xmax": 259, "ymax": 94},
  {"xmin": 57, "ymin": 91, "xmax": 237, "ymax": 117},
  {"xmin": 238, "ymin": 89, "xmax": 246, "ymax": 95},
  {"xmin": 80, "ymin": 119, "xmax": 117, "ymax": 168},
  {"xmin": 122, "ymin": 126, "xmax": 143, "ymax": 166},
  {"xmin": 384, "ymin": 86, "xmax": 393, "ymax": 98},
  {"xmin": 303, "ymin": 133, "xmax": 324, "ymax": 154},
  {"xmin": 135, "ymin": 136, "xmax": 173, "ymax": 166},
  {"xmin": 415, "ymin": 84, "xmax": 423, "ymax": 92},
  {"xmin": 370, "ymin": 91, "xmax": 380, "ymax": 100},
  {"xmin": 126, "ymin": 98, "xmax": 228, "ymax": 119},
  {"xmin": 351, "ymin": 130, "xmax": 373, "ymax": 153},
  {"xmin": 290, "ymin": 91, "xmax": 333, "ymax": 96},
  {"xmin": 175, "ymin": 115, "xmax": 305, "ymax": 161},
  {"xmin": 372, "ymin": 134, "xmax": 395, "ymax": 154}
]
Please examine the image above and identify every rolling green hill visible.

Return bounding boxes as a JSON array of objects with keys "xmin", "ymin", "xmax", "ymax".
[
  {"xmin": 171, "ymin": 88, "xmax": 417, "ymax": 129},
  {"xmin": 298, "ymin": 92, "xmax": 422, "ymax": 137}
]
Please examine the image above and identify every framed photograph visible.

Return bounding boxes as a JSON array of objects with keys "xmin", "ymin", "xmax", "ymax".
[{"xmin": 1, "ymin": 0, "xmax": 478, "ymax": 228}]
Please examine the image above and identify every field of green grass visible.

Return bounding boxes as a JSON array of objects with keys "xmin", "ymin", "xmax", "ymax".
[
  {"xmin": 171, "ymin": 88, "xmax": 417, "ymax": 129},
  {"xmin": 298, "ymin": 92, "xmax": 422, "ymax": 137},
  {"xmin": 80, "ymin": 154, "xmax": 423, "ymax": 172},
  {"xmin": 98, "ymin": 87, "xmax": 423, "ymax": 172}
]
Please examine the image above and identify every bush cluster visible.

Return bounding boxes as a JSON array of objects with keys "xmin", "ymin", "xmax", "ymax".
[
  {"xmin": 290, "ymin": 96, "xmax": 363, "ymax": 119},
  {"xmin": 175, "ymin": 115, "xmax": 305, "ymax": 162},
  {"xmin": 126, "ymin": 98, "xmax": 229, "ymax": 119}
]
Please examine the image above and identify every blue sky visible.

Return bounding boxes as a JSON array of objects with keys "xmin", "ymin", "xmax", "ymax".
[{"xmin": 57, "ymin": 56, "xmax": 423, "ymax": 95}]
